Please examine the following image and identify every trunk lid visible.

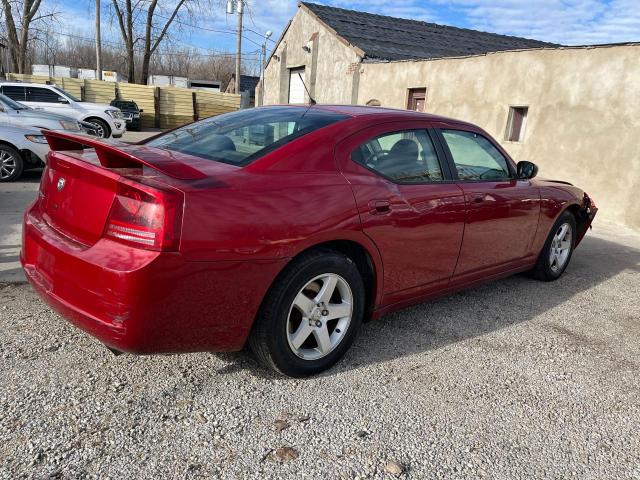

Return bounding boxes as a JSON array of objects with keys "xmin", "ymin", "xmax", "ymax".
[
  {"xmin": 41, "ymin": 150, "xmax": 121, "ymax": 245},
  {"xmin": 39, "ymin": 131, "xmax": 218, "ymax": 246}
]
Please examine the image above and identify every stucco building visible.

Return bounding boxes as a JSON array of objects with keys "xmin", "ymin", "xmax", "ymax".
[{"xmin": 260, "ymin": 2, "xmax": 640, "ymax": 228}]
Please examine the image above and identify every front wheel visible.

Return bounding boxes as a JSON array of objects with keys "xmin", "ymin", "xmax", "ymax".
[
  {"xmin": 0, "ymin": 145, "xmax": 24, "ymax": 182},
  {"xmin": 86, "ymin": 118, "xmax": 110, "ymax": 138},
  {"xmin": 249, "ymin": 249, "xmax": 365, "ymax": 377},
  {"xmin": 530, "ymin": 210, "xmax": 577, "ymax": 281}
]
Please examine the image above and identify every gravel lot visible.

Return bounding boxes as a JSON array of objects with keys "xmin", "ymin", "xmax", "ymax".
[{"xmin": 1, "ymin": 223, "xmax": 639, "ymax": 479}]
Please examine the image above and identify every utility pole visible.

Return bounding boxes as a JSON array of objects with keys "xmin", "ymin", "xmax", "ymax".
[
  {"xmin": 95, "ymin": 0, "xmax": 102, "ymax": 80},
  {"xmin": 234, "ymin": 0, "xmax": 243, "ymax": 94},
  {"xmin": 259, "ymin": 30, "xmax": 272, "ymax": 106}
]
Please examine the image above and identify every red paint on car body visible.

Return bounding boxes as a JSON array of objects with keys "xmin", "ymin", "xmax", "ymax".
[{"xmin": 21, "ymin": 105, "xmax": 596, "ymax": 354}]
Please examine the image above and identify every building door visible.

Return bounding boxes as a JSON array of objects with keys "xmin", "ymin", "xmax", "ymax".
[
  {"xmin": 288, "ymin": 67, "xmax": 306, "ymax": 104},
  {"xmin": 407, "ymin": 88, "xmax": 426, "ymax": 112}
]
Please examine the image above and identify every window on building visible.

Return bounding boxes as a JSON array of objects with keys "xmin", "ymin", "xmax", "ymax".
[
  {"xmin": 407, "ymin": 88, "xmax": 426, "ymax": 112},
  {"xmin": 505, "ymin": 106, "xmax": 528, "ymax": 142},
  {"xmin": 351, "ymin": 129, "xmax": 444, "ymax": 183},
  {"xmin": 441, "ymin": 129, "xmax": 511, "ymax": 181}
]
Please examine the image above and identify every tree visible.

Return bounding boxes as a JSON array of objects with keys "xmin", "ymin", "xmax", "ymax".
[
  {"xmin": 1, "ymin": 0, "xmax": 57, "ymax": 73},
  {"xmin": 110, "ymin": 0, "xmax": 194, "ymax": 84}
]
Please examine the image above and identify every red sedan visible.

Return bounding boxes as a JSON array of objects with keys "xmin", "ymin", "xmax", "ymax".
[{"xmin": 21, "ymin": 105, "xmax": 597, "ymax": 376}]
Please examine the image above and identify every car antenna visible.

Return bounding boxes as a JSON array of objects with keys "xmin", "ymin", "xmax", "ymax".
[{"xmin": 298, "ymin": 72, "xmax": 316, "ymax": 106}]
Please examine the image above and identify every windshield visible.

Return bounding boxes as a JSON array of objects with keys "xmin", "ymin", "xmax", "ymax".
[
  {"xmin": 113, "ymin": 101, "xmax": 138, "ymax": 109},
  {"xmin": 0, "ymin": 93, "xmax": 28, "ymax": 110},
  {"xmin": 146, "ymin": 107, "xmax": 348, "ymax": 166},
  {"xmin": 51, "ymin": 86, "xmax": 81, "ymax": 102}
]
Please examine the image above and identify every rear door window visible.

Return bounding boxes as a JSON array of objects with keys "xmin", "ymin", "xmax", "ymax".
[
  {"xmin": 351, "ymin": 129, "xmax": 444, "ymax": 183},
  {"xmin": 1, "ymin": 86, "xmax": 26, "ymax": 102}
]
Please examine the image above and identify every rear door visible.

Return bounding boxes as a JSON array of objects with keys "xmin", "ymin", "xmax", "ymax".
[
  {"xmin": 434, "ymin": 126, "xmax": 540, "ymax": 278},
  {"xmin": 336, "ymin": 121, "xmax": 466, "ymax": 306}
]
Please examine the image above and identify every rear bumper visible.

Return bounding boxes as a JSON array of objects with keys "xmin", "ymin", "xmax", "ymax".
[{"xmin": 21, "ymin": 205, "xmax": 287, "ymax": 354}]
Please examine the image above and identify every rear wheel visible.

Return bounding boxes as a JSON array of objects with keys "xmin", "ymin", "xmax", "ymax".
[
  {"xmin": 249, "ymin": 249, "xmax": 365, "ymax": 377},
  {"xmin": 530, "ymin": 211, "xmax": 576, "ymax": 281},
  {"xmin": 0, "ymin": 145, "xmax": 24, "ymax": 182}
]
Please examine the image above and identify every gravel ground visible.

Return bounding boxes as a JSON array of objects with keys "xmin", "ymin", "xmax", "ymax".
[{"xmin": 1, "ymin": 224, "xmax": 639, "ymax": 479}]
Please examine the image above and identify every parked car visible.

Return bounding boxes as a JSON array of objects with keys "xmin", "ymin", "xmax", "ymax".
[
  {"xmin": 110, "ymin": 99, "xmax": 142, "ymax": 131},
  {"xmin": 0, "ymin": 82, "xmax": 125, "ymax": 138},
  {"xmin": 21, "ymin": 105, "xmax": 597, "ymax": 376},
  {"xmin": 0, "ymin": 93, "xmax": 99, "ymax": 135},
  {"xmin": 0, "ymin": 123, "xmax": 49, "ymax": 182}
]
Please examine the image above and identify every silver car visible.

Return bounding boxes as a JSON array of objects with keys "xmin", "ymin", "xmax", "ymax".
[
  {"xmin": 0, "ymin": 93, "xmax": 97, "ymax": 133},
  {"xmin": 0, "ymin": 123, "xmax": 50, "ymax": 182}
]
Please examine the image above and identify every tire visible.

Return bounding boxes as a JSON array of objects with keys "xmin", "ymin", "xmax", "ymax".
[
  {"xmin": 530, "ymin": 210, "xmax": 577, "ymax": 281},
  {"xmin": 249, "ymin": 249, "xmax": 365, "ymax": 377},
  {"xmin": 0, "ymin": 144, "xmax": 24, "ymax": 182},
  {"xmin": 86, "ymin": 118, "xmax": 111, "ymax": 138}
]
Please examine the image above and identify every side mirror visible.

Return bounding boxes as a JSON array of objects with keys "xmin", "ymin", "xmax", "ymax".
[
  {"xmin": 517, "ymin": 160, "xmax": 538, "ymax": 179},
  {"xmin": 57, "ymin": 97, "xmax": 69, "ymax": 104},
  {"xmin": 139, "ymin": 109, "xmax": 144, "ymax": 113}
]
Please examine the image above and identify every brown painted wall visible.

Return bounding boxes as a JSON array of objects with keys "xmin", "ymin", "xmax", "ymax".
[{"xmin": 358, "ymin": 45, "xmax": 640, "ymax": 229}]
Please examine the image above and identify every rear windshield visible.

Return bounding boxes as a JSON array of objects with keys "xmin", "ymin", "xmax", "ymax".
[{"xmin": 145, "ymin": 107, "xmax": 348, "ymax": 166}]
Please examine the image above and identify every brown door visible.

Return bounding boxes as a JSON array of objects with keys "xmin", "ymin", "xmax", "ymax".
[{"xmin": 407, "ymin": 88, "xmax": 426, "ymax": 112}]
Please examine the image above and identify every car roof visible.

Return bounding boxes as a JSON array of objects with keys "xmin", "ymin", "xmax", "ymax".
[
  {"xmin": 0, "ymin": 81, "xmax": 54, "ymax": 87},
  {"xmin": 263, "ymin": 104, "xmax": 475, "ymax": 128}
]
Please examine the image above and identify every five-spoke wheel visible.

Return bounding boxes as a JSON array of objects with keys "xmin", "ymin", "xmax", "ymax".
[
  {"xmin": 531, "ymin": 210, "xmax": 576, "ymax": 281},
  {"xmin": 287, "ymin": 274, "xmax": 353, "ymax": 361},
  {"xmin": 249, "ymin": 249, "xmax": 364, "ymax": 377}
]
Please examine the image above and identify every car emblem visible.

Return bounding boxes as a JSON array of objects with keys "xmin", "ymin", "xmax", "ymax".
[{"xmin": 57, "ymin": 178, "xmax": 66, "ymax": 191}]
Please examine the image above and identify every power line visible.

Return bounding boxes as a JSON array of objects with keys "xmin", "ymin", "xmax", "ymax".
[{"xmin": 45, "ymin": 30, "xmax": 261, "ymax": 59}]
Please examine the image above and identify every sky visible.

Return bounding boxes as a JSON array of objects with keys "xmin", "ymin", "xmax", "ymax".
[{"xmin": 54, "ymin": 0, "xmax": 640, "ymax": 61}]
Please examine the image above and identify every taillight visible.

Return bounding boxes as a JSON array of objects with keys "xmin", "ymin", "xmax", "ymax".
[{"xmin": 104, "ymin": 180, "xmax": 183, "ymax": 251}]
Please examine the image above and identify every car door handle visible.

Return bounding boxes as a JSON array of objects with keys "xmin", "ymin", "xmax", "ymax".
[
  {"xmin": 368, "ymin": 199, "xmax": 391, "ymax": 215},
  {"xmin": 470, "ymin": 193, "xmax": 485, "ymax": 203}
]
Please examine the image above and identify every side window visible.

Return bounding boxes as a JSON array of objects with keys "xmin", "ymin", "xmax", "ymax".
[
  {"xmin": 25, "ymin": 87, "xmax": 61, "ymax": 103},
  {"xmin": 1, "ymin": 86, "xmax": 26, "ymax": 101},
  {"xmin": 441, "ymin": 129, "xmax": 511, "ymax": 181},
  {"xmin": 351, "ymin": 129, "xmax": 444, "ymax": 183}
]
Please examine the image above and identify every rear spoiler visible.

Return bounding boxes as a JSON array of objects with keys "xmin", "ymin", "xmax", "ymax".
[{"xmin": 43, "ymin": 130, "xmax": 206, "ymax": 180}]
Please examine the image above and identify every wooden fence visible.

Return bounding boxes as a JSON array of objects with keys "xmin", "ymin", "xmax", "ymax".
[{"xmin": 4, "ymin": 73, "xmax": 241, "ymax": 129}]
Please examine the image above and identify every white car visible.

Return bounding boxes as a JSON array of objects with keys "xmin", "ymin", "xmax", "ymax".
[
  {"xmin": 0, "ymin": 82, "xmax": 125, "ymax": 138},
  {"xmin": 0, "ymin": 124, "xmax": 50, "ymax": 182},
  {"xmin": 0, "ymin": 93, "xmax": 93, "ymax": 134}
]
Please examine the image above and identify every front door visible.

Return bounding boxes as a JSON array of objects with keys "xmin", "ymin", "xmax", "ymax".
[
  {"xmin": 337, "ymin": 122, "xmax": 466, "ymax": 305},
  {"xmin": 24, "ymin": 86, "xmax": 75, "ymax": 117},
  {"xmin": 436, "ymin": 127, "xmax": 541, "ymax": 278}
]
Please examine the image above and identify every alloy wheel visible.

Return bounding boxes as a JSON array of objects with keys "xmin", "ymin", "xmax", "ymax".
[
  {"xmin": 286, "ymin": 273, "xmax": 353, "ymax": 361},
  {"xmin": 549, "ymin": 222, "xmax": 572, "ymax": 273},
  {"xmin": 89, "ymin": 121, "xmax": 106, "ymax": 138},
  {"xmin": 0, "ymin": 150, "xmax": 17, "ymax": 180}
]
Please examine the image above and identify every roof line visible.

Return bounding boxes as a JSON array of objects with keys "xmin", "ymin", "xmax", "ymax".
[
  {"xmin": 362, "ymin": 42, "xmax": 640, "ymax": 64},
  {"xmin": 298, "ymin": 2, "xmax": 366, "ymax": 59}
]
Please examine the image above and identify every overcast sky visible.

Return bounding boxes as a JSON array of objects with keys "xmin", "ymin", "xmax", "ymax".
[{"xmin": 57, "ymin": 0, "xmax": 640, "ymax": 59}]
